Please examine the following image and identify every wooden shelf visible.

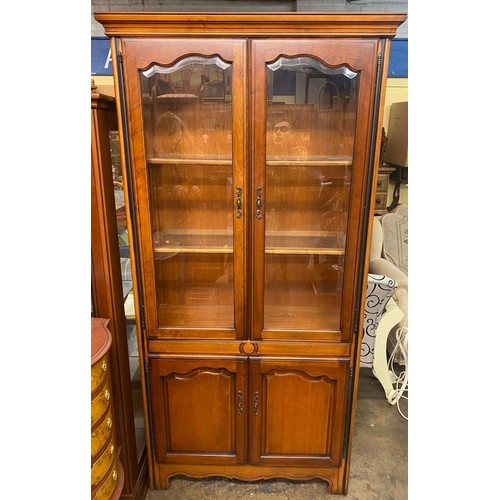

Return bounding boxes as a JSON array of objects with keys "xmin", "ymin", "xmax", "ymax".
[
  {"xmin": 152, "ymin": 230, "xmax": 345, "ymax": 256},
  {"xmin": 266, "ymin": 231, "xmax": 345, "ymax": 255},
  {"xmin": 263, "ymin": 304, "xmax": 341, "ymax": 331},
  {"xmin": 265, "ymin": 247, "xmax": 344, "ymax": 255},
  {"xmin": 153, "ymin": 228, "xmax": 232, "ymax": 255},
  {"xmin": 148, "ymin": 156, "xmax": 232, "ymax": 166},
  {"xmin": 266, "ymin": 156, "xmax": 352, "ymax": 167},
  {"xmin": 155, "ymin": 245, "xmax": 233, "ymax": 255},
  {"xmin": 158, "ymin": 304, "xmax": 234, "ymax": 328},
  {"xmin": 147, "ymin": 156, "xmax": 352, "ymax": 167}
]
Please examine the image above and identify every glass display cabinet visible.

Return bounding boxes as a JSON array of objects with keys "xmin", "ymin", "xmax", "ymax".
[
  {"xmin": 91, "ymin": 82, "xmax": 148, "ymax": 499},
  {"xmin": 94, "ymin": 12, "xmax": 406, "ymax": 495}
]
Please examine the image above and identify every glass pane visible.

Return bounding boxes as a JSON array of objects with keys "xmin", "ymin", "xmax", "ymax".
[
  {"xmin": 140, "ymin": 56, "xmax": 234, "ymax": 329},
  {"xmin": 109, "ymin": 130, "xmax": 146, "ymax": 460},
  {"xmin": 264, "ymin": 56, "xmax": 358, "ymax": 331}
]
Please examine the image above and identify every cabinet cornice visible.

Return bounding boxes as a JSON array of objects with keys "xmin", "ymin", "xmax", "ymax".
[{"xmin": 95, "ymin": 12, "xmax": 407, "ymax": 38}]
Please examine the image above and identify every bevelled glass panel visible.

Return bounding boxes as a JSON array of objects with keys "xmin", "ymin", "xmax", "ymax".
[
  {"xmin": 264, "ymin": 56, "xmax": 359, "ymax": 331},
  {"xmin": 140, "ymin": 56, "xmax": 234, "ymax": 329}
]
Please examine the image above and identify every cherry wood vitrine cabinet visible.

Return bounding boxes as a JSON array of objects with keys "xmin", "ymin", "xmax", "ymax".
[
  {"xmin": 91, "ymin": 85, "xmax": 149, "ymax": 499},
  {"xmin": 95, "ymin": 12, "xmax": 406, "ymax": 495}
]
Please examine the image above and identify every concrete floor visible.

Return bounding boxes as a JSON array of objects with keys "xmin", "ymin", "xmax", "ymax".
[{"xmin": 145, "ymin": 368, "xmax": 408, "ymax": 499}]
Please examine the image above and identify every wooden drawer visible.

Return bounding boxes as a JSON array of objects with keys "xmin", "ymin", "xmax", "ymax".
[
  {"xmin": 91, "ymin": 376, "xmax": 111, "ymax": 427},
  {"xmin": 92, "ymin": 452, "xmax": 123, "ymax": 500},
  {"xmin": 375, "ymin": 173, "xmax": 389, "ymax": 192},
  {"xmin": 374, "ymin": 172, "xmax": 391, "ymax": 214},
  {"xmin": 91, "ymin": 405, "xmax": 113, "ymax": 459},
  {"xmin": 91, "ymin": 433, "xmax": 116, "ymax": 487},
  {"xmin": 373, "ymin": 192, "xmax": 388, "ymax": 212},
  {"xmin": 91, "ymin": 353, "xmax": 109, "ymax": 394}
]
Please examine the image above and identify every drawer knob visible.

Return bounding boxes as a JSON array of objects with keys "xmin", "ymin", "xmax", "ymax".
[
  {"xmin": 110, "ymin": 445, "xmax": 115, "ymax": 455},
  {"xmin": 107, "ymin": 417, "xmax": 113, "ymax": 429},
  {"xmin": 104, "ymin": 390, "xmax": 110, "ymax": 401},
  {"xmin": 101, "ymin": 360, "xmax": 107, "ymax": 372},
  {"xmin": 112, "ymin": 470, "xmax": 117, "ymax": 481}
]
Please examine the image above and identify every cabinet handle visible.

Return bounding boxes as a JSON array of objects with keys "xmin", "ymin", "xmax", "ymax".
[
  {"xmin": 253, "ymin": 391, "xmax": 259, "ymax": 416},
  {"xmin": 237, "ymin": 390, "xmax": 244, "ymax": 415},
  {"xmin": 236, "ymin": 186, "xmax": 243, "ymax": 219},
  {"xmin": 256, "ymin": 187, "xmax": 262, "ymax": 219}
]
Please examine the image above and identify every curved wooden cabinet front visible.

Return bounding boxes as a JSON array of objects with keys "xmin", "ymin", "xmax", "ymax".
[{"xmin": 91, "ymin": 318, "xmax": 124, "ymax": 500}]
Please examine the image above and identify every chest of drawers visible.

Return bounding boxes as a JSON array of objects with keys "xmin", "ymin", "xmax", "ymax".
[
  {"xmin": 374, "ymin": 165, "xmax": 397, "ymax": 215},
  {"xmin": 91, "ymin": 318, "xmax": 124, "ymax": 500}
]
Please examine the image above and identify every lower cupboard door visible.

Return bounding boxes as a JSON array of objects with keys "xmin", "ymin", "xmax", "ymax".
[
  {"xmin": 150, "ymin": 357, "xmax": 247, "ymax": 464},
  {"xmin": 249, "ymin": 358, "xmax": 349, "ymax": 467}
]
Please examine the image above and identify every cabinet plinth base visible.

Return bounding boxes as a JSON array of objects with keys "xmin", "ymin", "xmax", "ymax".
[{"xmin": 154, "ymin": 462, "xmax": 345, "ymax": 495}]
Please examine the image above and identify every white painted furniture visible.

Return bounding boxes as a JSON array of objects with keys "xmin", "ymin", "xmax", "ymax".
[{"xmin": 361, "ymin": 274, "xmax": 404, "ymax": 402}]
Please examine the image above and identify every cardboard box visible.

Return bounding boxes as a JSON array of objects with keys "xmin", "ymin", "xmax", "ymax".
[{"xmin": 385, "ymin": 101, "xmax": 408, "ymax": 167}]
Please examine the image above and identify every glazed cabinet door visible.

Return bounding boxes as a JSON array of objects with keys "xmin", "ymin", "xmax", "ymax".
[
  {"xmin": 120, "ymin": 38, "xmax": 247, "ymax": 339},
  {"xmin": 150, "ymin": 357, "xmax": 248, "ymax": 465},
  {"xmin": 251, "ymin": 39, "xmax": 379, "ymax": 343},
  {"xmin": 249, "ymin": 358, "xmax": 350, "ymax": 467}
]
